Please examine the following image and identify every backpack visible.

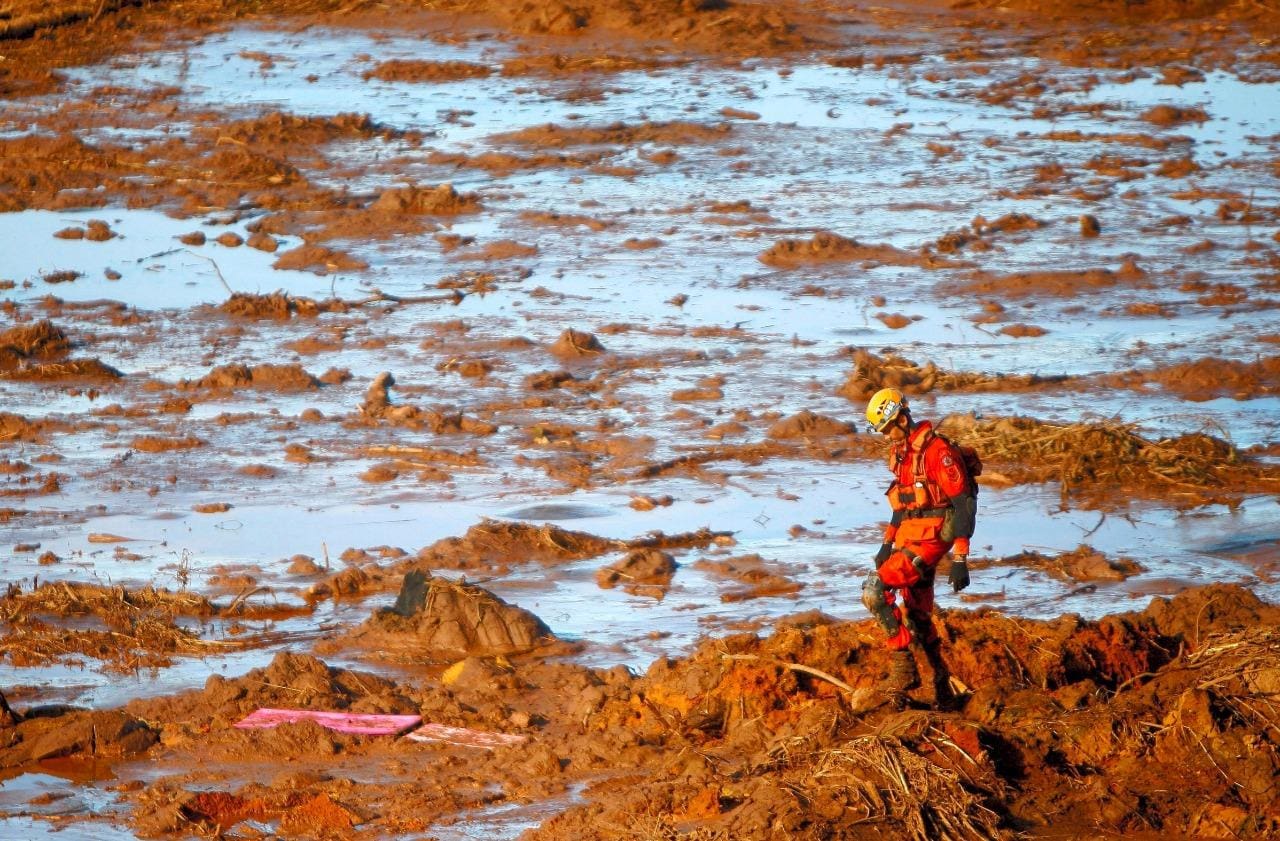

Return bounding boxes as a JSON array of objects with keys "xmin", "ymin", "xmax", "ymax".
[{"xmin": 935, "ymin": 432, "xmax": 983, "ymax": 496}]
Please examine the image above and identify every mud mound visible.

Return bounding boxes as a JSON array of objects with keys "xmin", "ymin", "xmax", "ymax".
[
  {"xmin": 836, "ymin": 348, "xmax": 1069, "ymax": 400},
  {"xmin": 0, "ymin": 412, "xmax": 54, "ymax": 442},
  {"xmin": 0, "ymin": 709, "xmax": 157, "ymax": 771},
  {"xmin": 414, "ymin": 519, "xmax": 623, "ymax": 571},
  {"xmin": 370, "ymin": 182, "xmax": 481, "ymax": 215},
  {"xmin": 1103, "ymin": 354, "xmax": 1280, "ymax": 401},
  {"xmin": 995, "ymin": 544, "xmax": 1145, "ymax": 581},
  {"xmin": 440, "ymin": 0, "xmax": 807, "ymax": 54},
  {"xmin": 693, "ymin": 553, "xmax": 803, "ymax": 601},
  {"xmin": 362, "ymin": 59, "xmax": 491, "ymax": 82},
  {"xmin": 272, "ymin": 244, "xmax": 368, "ymax": 273},
  {"xmin": 944, "ymin": 264, "xmax": 1142, "ymax": 298},
  {"xmin": 341, "ymin": 570, "xmax": 555, "ymax": 659},
  {"xmin": 182, "ymin": 362, "xmax": 321, "ymax": 391},
  {"xmin": 0, "ymin": 357, "xmax": 122, "ymax": 381},
  {"xmin": 194, "ymin": 111, "xmax": 402, "ymax": 149},
  {"xmin": 546, "ymin": 584, "xmax": 1280, "ymax": 840},
  {"xmin": 758, "ymin": 231, "xmax": 932, "ymax": 268},
  {"xmin": 218, "ymin": 291, "xmax": 345, "ymax": 319},
  {"xmin": 128, "ymin": 651, "xmax": 407, "ymax": 728},
  {"xmin": 938, "ymin": 413, "xmax": 1280, "ymax": 506},
  {"xmin": 596, "ymin": 548, "xmax": 677, "ymax": 591},
  {"xmin": 497, "ymin": 119, "xmax": 731, "ymax": 148},
  {"xmin": 765, "ymin": 409, "xmax": 853, "ymax": 439},
  {"xmin": 0, "ymin": 319, "xmax": 69, "ymax": 360},
  {"xmin": 548, "ymin": 328, "xmax": 606, "ymax": 358}
]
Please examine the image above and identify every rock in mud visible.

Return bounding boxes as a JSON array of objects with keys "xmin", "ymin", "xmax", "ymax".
[
  {"xmin": 342, "ymin": 570, "xmax": 555, "ymax": 660},
  {"xmin": 596, "ymin": 548, "xmax": 677, "ymax": 590}
]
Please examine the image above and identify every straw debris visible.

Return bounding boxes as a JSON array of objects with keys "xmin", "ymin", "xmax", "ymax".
[{"xmin": 938, "ymin": 414, "xmax": 1280, "ymax": 506}]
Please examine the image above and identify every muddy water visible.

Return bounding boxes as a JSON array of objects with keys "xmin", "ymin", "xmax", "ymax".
[{"xmin": 2, "ymin": 14, "xmax": 1279, "ymax": 837}]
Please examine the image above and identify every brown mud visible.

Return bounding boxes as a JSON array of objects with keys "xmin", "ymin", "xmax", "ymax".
[{"xmin": 2, "ymin": 0, "xmax": 1280, "ymax": 838}]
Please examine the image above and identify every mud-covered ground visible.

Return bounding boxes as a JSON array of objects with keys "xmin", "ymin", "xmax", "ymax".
[{"xmin": 1, "ymin": 0, "xmax": 1279, "ymax": 838}]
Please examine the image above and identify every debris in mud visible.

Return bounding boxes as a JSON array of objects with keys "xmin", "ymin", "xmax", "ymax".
[
  {"xmin": 997, "ymin": 544, "xmax": 1145, "ymax": 581},
  {"xmin": 758, "ymin": 230, "xmax": 934, "ymax": 268},
  {"xmin": 837, "ymin": 348, "xmax": 1068, "ymax": 400},
  {"xmin": 339, "ymin": 570, "xmax": 556, "ymax": 660},
  {"xmin": 413, "ymin": 519, "xmax": 623, "ymax": 572},
  {"xmin": 549, "ymin": 328, "xmax": 606, "ymax": 358},
  {"xmin": 370, "ymin": 182, "xmax": 481, "ymax": 215},
  {"xmin": 694, "ymin": 553, "xmax": 803, "ymax": 602},
  {"xmin": 362, "ymin": 59, "xmax": 492, "ymax": 82},
  {"xmin": 529, "ymin": 583, "xmax": 1280, "ymax": 840},
  {"xmin": 0, "ymin": 318, "xmax": 121, "ymax": 381},
  {"xmin": 217, "ymin": 291, "xmax": 345, "ymax": 319},
  {"xmin": 272, "ymin": 243, "xmax": 368, "ymax": 274},
  {"xmin": 0, "ymin": 581, "xmax": 219, "ymax": 672},
  {"xmin": 497, "ymin": 119, "xmax": 731, "ymax": 149},
  {"xmin": 596, "ymin": 548, "xmax": 677, "ymax": 592},
  {"xmin": 938, "ymin": 414, "xmax": 1280, "ymax": 506},
  {"xmin": 180, "ymin": 362, "xmax": 321, "ymax": 391},
  {"xmin": 0, "ymin": 709, "xmax": 157, "ymax": 770},
  {"xmin": 1103, "ymin": 354, "xmax": 1280, "ymax": 401},
  {"xmin": 131, "ymin": 434, "xmax": 205, "ymax": 452},
  {"xmin": 765, "ymin": 410, "xmax": 853, "ymax": 439}
]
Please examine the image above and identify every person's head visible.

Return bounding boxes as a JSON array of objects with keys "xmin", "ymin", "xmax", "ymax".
[{"xmin": 865, "ymin": 387, "xmax": 911, "ymax": 441}]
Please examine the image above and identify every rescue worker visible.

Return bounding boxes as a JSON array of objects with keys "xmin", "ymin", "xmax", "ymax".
[{"xmin": 861, "ymin": 387, "xmax": 976, "ymax": 708}]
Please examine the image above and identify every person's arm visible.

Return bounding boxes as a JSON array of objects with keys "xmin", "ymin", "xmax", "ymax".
[{"xmin": 875, "ymin": 506, "xmax": 904, "ymax": 566}]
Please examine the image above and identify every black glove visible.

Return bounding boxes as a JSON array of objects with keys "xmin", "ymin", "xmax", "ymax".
[
  {"xmin": 874, "ymin": 542, "xmax": 893, "ymax": 567},
  {"xmin": 949, "ymin": 556, "xmax": 970, "ymax": 593}
]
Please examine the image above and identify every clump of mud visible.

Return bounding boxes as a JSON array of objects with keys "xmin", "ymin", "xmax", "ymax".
[
  {"xmin": 758, "ymin": 231, "xmax": 933, "ymax": 268},
  {"xmin": 693, "ymin": 553, "xmax": 803, "ymax": 601},
  {"xmin": 1103, "ymin": 355, "xmax": 1280, "ymax": 401},
  {"xmin": 338, "ymin": 570, "xmax": 555, "ymax": 660},
  {"xmin": 181, "ymin": 363, "xmax": 321, "ymax": 391},
  {"xmin": 837, "ymin": 348, "xmax": 1069, "ymax": 400},
  {"xmin": 596, "ymin": 548, "xmax": 677, "ymax": 593},
  {"xmin": 218, "ymin": 291, "xmax": 346, "ymax": 319},
  {"xmin": 995, "ymin": 544, "xmax": 1145, "ymax": 581},
  {"xmin": 370, "ymin": 182, "xmax": 481, "ymax": 215},
  {"xmin": 549, "ymin": 328, "xmax": 606, "ymax": 358},
  {"xmin": 0, "ymin": 318, "xmax": 121, "ymax": 381}
]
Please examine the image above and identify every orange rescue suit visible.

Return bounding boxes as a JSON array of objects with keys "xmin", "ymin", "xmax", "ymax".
[{"xmin": 867, "ymin": 421, "xmax": 976, "ymax": 649}]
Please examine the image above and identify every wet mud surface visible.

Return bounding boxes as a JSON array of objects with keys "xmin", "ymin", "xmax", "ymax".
[{"xmin": 1, "ymin": 0, "xmax": 1279, "ymax": 837}]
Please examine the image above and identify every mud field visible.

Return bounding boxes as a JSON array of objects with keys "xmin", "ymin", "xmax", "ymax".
[{"xmin": 1, "ymin": 0, "xmax": 1280, "ymax": 838}]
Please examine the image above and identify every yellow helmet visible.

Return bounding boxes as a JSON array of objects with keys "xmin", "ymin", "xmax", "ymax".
[{"xmin": 865, "ymin": 387, "xmax": 907, "ymax": 433}]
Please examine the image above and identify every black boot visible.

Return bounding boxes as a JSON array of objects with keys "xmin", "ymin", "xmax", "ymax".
[
  {"xmin": 883, "ymin": 649, "xmax": 920, "ymax": 709},
  {"xmin": 921, "ymin": 639, "xmax": 955, "ymax": 710}
]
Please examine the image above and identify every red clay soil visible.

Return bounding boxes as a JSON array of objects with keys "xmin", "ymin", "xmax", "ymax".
[{"xmin": 4, "ymin": 583, "xmax": 1271, "ymax": 839}]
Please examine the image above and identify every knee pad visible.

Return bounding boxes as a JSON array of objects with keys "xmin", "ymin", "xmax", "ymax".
[{"xmin": 861, "ymin": 570, "xmax": 886, "ymax": 613}]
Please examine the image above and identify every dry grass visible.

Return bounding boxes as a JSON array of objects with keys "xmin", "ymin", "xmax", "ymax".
[
  {"xmin": 0, "ymin": 582, "xmax": 239, "ymax": 673},
  {"xmin": 809, "ymin": 731, "xmax": 1011, "ymax": 841},
  {"xmin": 939, "ymin": 414, "xmax": 1280, "ymax": 505},
  {"xmin": 1186, "ymin": 627, "xmax": 1280, "ymax": 740}
]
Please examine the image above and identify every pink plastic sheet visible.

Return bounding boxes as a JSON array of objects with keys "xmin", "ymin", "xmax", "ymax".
[
  {"xmin": 233, "ymin": 708, "xmax": 422, "ymax": 736},
  {"xmin": 406, "ymin": 723, "xmax": 529, "ymax": 750}
]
